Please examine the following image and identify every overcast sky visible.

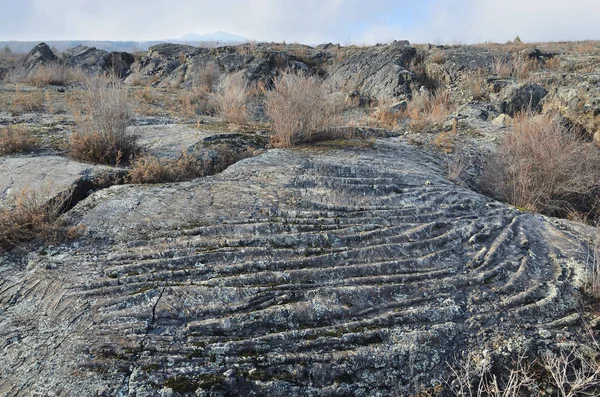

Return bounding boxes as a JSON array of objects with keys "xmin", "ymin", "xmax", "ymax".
[{"xmin": 1, "ymin": 0, "xmax": 600, "ymax": 44}]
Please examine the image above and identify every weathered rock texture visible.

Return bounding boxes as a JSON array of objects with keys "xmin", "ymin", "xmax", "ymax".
[
  {"xmin": 15, "ymin": 43, "xmax": 58, "ymax": 76},
  {"xmin": 0, "ymin": 140, "xmax": 593, "ymax": 396},
  {"xmin": 0, "ymin": 156, "xmax": 125, "ymax": 207},
  {"xmin": 328, "ymin": 41, "xmax": 416, "ymax": 101},
  {"xmin": 63, "ymin": 46, "xmax": 134, "ymax": 77}
]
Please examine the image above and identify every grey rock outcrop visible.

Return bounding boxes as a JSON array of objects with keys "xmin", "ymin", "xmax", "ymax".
[
  {"xmin": 0, "ymin": 140, "xmax": 594, "ymax": 396},
  {"xmin": 16, "ymin": 43, "xmax": 58, "ymax": 75},
  {"xmin": 328, "ymin": 41, "xmax": 416, "ymax": 101},
  {"xmin": 498, "ymin": 82, "xmax": 548, "ymax": 115},
  {"xmin": 63, "ymin": 46, "xmax": 134, "ymax": 77},
  {"xmin": 0, "ymin": 155, "xmax": 126, "ymax": 209}
]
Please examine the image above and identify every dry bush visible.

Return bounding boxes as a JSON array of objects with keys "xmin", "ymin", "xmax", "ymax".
[
  {"xmin": 447, "ymin": 353, "xmax": 538, "ymax": 397},
  {"xmin": 211, "ymin": 72, "xmax": 250, "ymax": 125},
  {"xmin": 405, "ymin": 90, "xmax": 452, "ymax": 133},
  {"xmin": 540, "ymin": 349, "xmax": 600, "ymax": 397},
  {"xmin": 266, "ymin": 71, "xmax": 345, "ymax": 147},
  {"xmin": 173, "ymin": 87, "xmax": 213, "ymax": 119},
  {"xmin": 9, "ymin": 88, "xmax": 45, "ymax": 115},
  {"xmin": 195, "ymin": 62, "xmax": 220, "ymax": 92},
  {"xmin": 430, "ymin": 50, "xmax": 445, "ymax": 64},
  {"xmin": 374, "ymin": 96, "xmax": 402, "ymax": 129},
  {"xmin": 0, "ymin": 188, "xmax": 71, "ymax": 252},
  {"xmin": 494, "ymin": 55, "xmax": 538, "ymax": 80},
  {"xmin": 22, "ymin": 63, "xmax": 85, "ymax": 87},
  {"xmin": 0, "ymin": 125, "xmax": 36, "ymax": 155},
  {"xmin": 575, "ymin": 42, "xmax": 599, "ymax": 54},
  {"xmin": 480, "ymin": 112, "xmax": 600, "ymax": 218},
  {"xmin": 433, "ymin": 118, "xmax": 458, "ymax": 153},
  {"xmin": 544, "ymin": 56, "xmax": 562, "ymax": 71},
  {"xmin": 447, "ymin": 347, "xmax": 600, "ymax": 397},
  {"xmin": 69, "ymin": 75, "xmax": 138, "ymax": 165}
]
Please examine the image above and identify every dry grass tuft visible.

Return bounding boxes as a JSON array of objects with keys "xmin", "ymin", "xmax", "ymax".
[
  {"xmin": 69, "ymin": 75, "xmax": 138, "ymax": 165},
  {"xmin": 211, "ymin": 72, "xmax": 250, "ymax": 125},
  {"xmin": 464, "ymin": 69, "xmax": 488, "ymax": 101},
  {"xmin": 0, "ymin": 125, "xmax": 36, "ymax": 155},
  {"xmin": 173, "ymin": 87, "xmax": 213, "ymax": 119},
  {"xmin": 128, "ymin": 151, "xmax": 205, "ymax": 184},
  {"xmin": 266, "ymin": 71, "xmax": 345, "ymax": 147},
  {"xmin": 128, "ymin": 148, "xmax": 255, "ymax": 184},
  {"xmin": 9, "ymin": 88, "xmax": 45, "ymax": 115},
  {"xmin": 480, "ymin": 112, "xmax": 600, "ymax": 219},
  {"xmin": 22, "ymin": 63, "xmax": 85, "ymax": 87},
  {"xmin": 405, "ymin": 90, "xmax": 452, "ymax": 133},
  {"xmin": 195, "ymin": 62, "xmax": 220, "ymax": 92},
  {"xmin": 0, "ymin": 188, "xmax": 72, "ymax": 252},
  {"xmin": 493, "ymin": 55, "xmax": 539, "ymax": 80}
]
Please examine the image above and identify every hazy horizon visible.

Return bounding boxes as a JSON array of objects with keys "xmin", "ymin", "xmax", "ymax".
[{"xmin": 2, "ymin": 1, "xmax": 600, "ymax": 45}]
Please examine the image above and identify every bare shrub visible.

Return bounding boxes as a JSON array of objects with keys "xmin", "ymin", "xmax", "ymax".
[
  {"xmin": 0, "ymin": 125, "xmax": 36, "ymax": 155},
  {"xmin": 211, "ymin": 72, "xmax": 250, "ymax": 125},
  {"xmin": 266, "ymin": 71, "xmax": 345, "ymax": 147},
  {"xmin": 69, "ymin": 75, "xmax": 138, "ymax": 165},
  {"xmin": 9, "ymin": 88, "xmax": 45, "ymax": 115},
  {"xmin": 494, "ymin": 55, "xmax": 538, "ymax": 80},
  {"xmin": 196, "ymin": 62, "xmax": 220, "ymax": 92},
  {"xmin": 374, "ymin": 96, "xmax": 401, "ymax": 129},
  {"xmin": 540, "ymin": 349, "xmax": 600, "ymax": 397},
  {"xmin": 405, "ymin": 90, "xmax": 452, "ymax": 133},
  {"xmin": 447, "ymin": 353, "xmax": 539, "ymax": 397},
  {"xmin": 0, "ymin": 188, "xmax": 72, "ymax": 252},
  {"xmin": 433, "ymin": 118, "xmax": 458, "ymax": 153},
  {"xmin": 22, "ymin": 63, "xmax": 85, "ymax": 87},
  {"xmin": 173, "ymin": 87, "xmax": 213, "ymax": 119},
  {"xmin": 480, "ymin": 112, "xmax": 600, "ymax": 218}
]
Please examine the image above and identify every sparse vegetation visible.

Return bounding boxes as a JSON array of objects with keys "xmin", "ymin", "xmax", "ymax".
[
  {"xmin": 405, "ymin": 90, "xmax": 452, "ymax": 133},
  {"xmin": 266, "ymin": 71, "xmax": 346, "ymax": 147},
  {"xmin": 22, "ymin": 63, "xmax": 85, "ymax": 87},
  {"xmin": 464, "ymin": 69, "xmax": 488, "ymax": 100},
  {"xmin": 0, "ymin": 188, "xmax": 72, "ymax": 252},
  {"xmin": 480, "ymin": 112, "xmax": 600, "ymax": 219},
  {"xmin": 128, "ymin": 148, "xmax": 255, "ymax": 184},
  {"xmin": 446, "ymin": 347, "xmax": 600, "ymax": 397},
  {"xmin": 0, "ymin": 125, "xmax": 36, "ymax": 155},
  {"xmin": 210, "ymin": 72, "xmax": 250, "ymax": 125},
  {"xmin": 9, "ymin": 87, "xmax": 45, "ymax": 115},
  {"xmin": 69, "ymin": 75, "xmax": 138, "ymax": 165}
]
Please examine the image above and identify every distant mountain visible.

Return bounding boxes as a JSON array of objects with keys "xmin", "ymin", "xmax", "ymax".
[{"xmin": 181, "ymin": 31, "xmax": 248, "ymax": 44}]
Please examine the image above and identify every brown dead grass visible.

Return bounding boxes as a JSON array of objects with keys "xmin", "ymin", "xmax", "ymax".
[
  {"xmin": 0, "ymin": 188, "xmax": 73, "ymax": 252},
  {"xmin": 480, "ymin": 112, "xmax": 600, "ymax": 219},
  {"xmin": 128, "ymin": 148, "xmax": 255, "ymax": 184},
  {"xmin": 405, "ymin": 90, "xmax": 452, "ymax": 133},
  {"xmin": 22, "ymin": 63, "xmax": 85, "ymax": 87},
  {"xmin": 0, "ymin": 125, "xmax": 36, "ymax": 155},
  {"xmin": 464, "ymin": 69, "xmax": 488, "ymax": 101},
  {"xmin": 9, "ymin": 88, "xmax": 45, "ymax": 115},
  {"xmin": 211, "ymin": 72, "xmax": 250, "ymax": 125}
]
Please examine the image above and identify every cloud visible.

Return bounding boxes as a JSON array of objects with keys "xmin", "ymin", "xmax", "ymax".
[
  {"xmin": 360, "ymin": 0, "xmax": 600, "ymax": 44},
  {"xmin": 1, "ymin": 0, "xmax": 599, "ymax": 44}
]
